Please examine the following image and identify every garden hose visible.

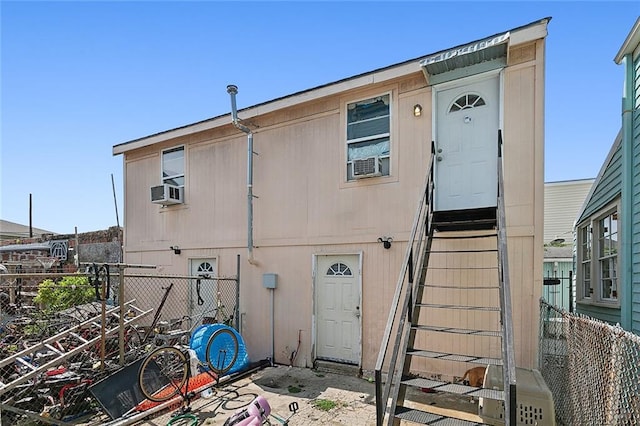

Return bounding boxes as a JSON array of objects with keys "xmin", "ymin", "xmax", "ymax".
[{"xmin": 167, "ymin": 413, "xmax": 199, "ymax": 426}]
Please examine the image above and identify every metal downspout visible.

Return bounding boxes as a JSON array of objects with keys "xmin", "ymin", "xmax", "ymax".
[
  {"xmin": 620, "ymin": 55, "xmax": 633, "ymax": 330},
  {"xmin": 227, "ymin": 85, "xmax": 257, "ymax": 265}
]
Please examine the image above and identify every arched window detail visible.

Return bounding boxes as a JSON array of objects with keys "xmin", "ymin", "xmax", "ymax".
[
  {"xmin": 449, "ymin": 93, "xmax": 486, "ymax": 112},
  {"xmin": 326, "ymin": 263, "xmax": 353, "ymax": 276},
  {"xmin": 197, "ymin": 262, "xmax": 215, "ymax": 276}
]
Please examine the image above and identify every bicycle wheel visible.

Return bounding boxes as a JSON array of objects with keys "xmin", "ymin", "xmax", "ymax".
[
  {"xmin": 138, "ymin": 346, "xmax": 188, "ymax": 402},
  {"xmin": 205, "ymin": 328, "xmax": 239, "ymax": 375}
]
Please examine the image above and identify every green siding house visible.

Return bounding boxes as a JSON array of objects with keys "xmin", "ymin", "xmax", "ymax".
[{"xmin": 575, "ymin": 18, "xmax": 640, "ymax": 333}]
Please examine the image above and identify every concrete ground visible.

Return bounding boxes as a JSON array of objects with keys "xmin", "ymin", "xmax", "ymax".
[
  {"xmin": 130, "ymin": 364, "xmax": 482, "ymax": 426},
  {"xmin": 139, "ymin": 364, "xmax": 379, "ymax": 426}
]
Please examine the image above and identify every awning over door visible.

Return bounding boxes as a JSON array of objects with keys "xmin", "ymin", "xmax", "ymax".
[{"xmin": 420, "ymin": 32, "xmax": 509, "ymax": 85}]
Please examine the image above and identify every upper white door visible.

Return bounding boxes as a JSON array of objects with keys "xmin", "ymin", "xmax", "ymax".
[
  {"xmin": 315, "ymin": 255, "xmax": 361, "ymax": 365},
  {"xmin": 189, "ymin": 258, "xmax": 217, "ymax": 324},
  {"xmin": 435, "ymin": 75, "xmax": 500, "ymax": 211}
]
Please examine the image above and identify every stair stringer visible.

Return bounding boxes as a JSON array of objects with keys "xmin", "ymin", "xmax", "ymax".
[{"xmin": 387, "ymin": 226, "xmax": 436, "ymax": 426}]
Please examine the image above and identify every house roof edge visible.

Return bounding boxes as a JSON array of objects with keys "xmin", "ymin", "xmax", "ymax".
[{"xmin": 113, "ymin": 17, "xmax": 551, "ymax": 156}]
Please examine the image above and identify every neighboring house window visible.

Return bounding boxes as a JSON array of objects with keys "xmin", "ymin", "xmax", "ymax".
[
  {"xmin": 346, "ymin": 94, "xmax": 390, "ymax": 180},
  {"xmin": 598, "ymin": 212, "xmax": 618, "ymax": 300},
  {"xmin": 162, "ymin": 146, "xmax": 185, "ymax": 186},
  {"xmin": 577, "ymin": 204, "xmax": 619, "ymax": 304},
  {"xmin": 580, "ymin": 225, "xmax": 592, "ymax": 298}
]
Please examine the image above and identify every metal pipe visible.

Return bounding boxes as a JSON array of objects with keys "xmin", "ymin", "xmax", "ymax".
[
  {"xmin": 269, "ymin": 287, "xmax": 275, "ymax": 366},
  {"xmin": 227, "ymin": 84, "xmax": 257, "ymax": 265}
]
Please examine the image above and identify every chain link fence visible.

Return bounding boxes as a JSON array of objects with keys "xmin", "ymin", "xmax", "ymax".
[
  {"xmin": 539, "ymin": 299, "xmax": 640, "ymax": 425},
  {"xmin": 0, "ymin": 263, "xmax": 239, "ymax": 425}
]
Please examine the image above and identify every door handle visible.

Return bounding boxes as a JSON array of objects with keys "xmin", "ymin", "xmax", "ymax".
[
  {"xmin": 355, "ymin": 306, "xmax": 361, "ymax": 318},
  {"xmin": 437, "ymin": 155, "xmax": 443, "ymax": 162}
]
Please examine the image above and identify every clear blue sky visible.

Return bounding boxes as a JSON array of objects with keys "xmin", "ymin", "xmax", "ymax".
[{"xmin": 1, "ymin": 1, "xmax": 638, "ymax": 234}]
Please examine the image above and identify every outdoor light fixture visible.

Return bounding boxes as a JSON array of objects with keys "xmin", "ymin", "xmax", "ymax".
[
  {"xmin": 413, "ymin": 104, "xmax": 422, "ymax": 117},
  {"xmin": 170, "ymin": 246, "xmax": 181, "ymax": 255},
  {"xmin": 378, "ymin": 236, "xmax": 393, "ymax": 249}
]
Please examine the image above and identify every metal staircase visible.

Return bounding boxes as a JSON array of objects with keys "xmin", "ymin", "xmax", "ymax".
[{"xmin": 375, "ymin": 134, "xmax": 516, "ymax": 425}]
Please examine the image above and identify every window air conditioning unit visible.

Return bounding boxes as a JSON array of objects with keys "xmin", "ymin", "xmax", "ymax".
[
  {"xmin": 352, "ymin": 156, "xmax": 382, "ymax": 178},
  {"xmin": 151, "ymin": 184, "xmax": 183, "ymax": 205}
]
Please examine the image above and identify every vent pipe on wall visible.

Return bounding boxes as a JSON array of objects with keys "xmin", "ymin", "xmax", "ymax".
[{"xmin": 227, "ymin": 85, "xmax": 257, "ymax": 265}]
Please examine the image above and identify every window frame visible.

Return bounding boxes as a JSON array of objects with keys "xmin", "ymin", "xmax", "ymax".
[
  {"xmin": 161, "ymin": 145, "xmax": 185, "ymax": 188},
  {"xmin": 344, "ymin": 92, "xmax": 392, "ymax": 182},
  {"xmin": 576, "ymin": 200, "xmax": 620, "ymax": 307}
]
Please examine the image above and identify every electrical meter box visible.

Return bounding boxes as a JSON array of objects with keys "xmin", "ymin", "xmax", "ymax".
[{"xmin": 263, "ymin": 273, "xmax": 277, "ymax": 289}]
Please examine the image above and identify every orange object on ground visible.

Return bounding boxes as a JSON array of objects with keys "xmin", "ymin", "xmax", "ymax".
[{"xmin": 135, "ymin": 372, "xmax": 217, "ymax": 411}]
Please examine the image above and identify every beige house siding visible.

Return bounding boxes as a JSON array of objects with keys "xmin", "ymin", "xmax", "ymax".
[{"xmin": 117, "ymin": 20, "xmax": 547, "ymax": 374}]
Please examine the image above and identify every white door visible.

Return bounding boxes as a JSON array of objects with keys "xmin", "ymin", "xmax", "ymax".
[
  {"xmin": 435, "ymin": 76, "xmax": 500, "ymax": 211},
  {"xmin": 189, "ymin": 258, "xmax": 217, "ymax": 325},
  {"xmin": 315, "ymin": 255, "xmax": 361, "ymax": 364}
]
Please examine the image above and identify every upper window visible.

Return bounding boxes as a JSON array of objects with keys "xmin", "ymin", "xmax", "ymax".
[
  {"xmin": 346, "ymin": 94, "xmax": 390, "ymax": 180},
  {"xmin": 449, "ymin": 93, "xmax": 486, "ymax": 112},
  {"xmin": 162, "ymin": 146, "xmax": 184, "ymax": 186},
  {"xmin": 577, "ymin": 205, "xmax": 619, "ymax": 304}
]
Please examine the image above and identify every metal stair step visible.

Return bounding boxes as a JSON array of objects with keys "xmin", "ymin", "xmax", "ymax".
[
  {"xmin": 412, "ymin": 325, "xmax": 502, "ymax": 337},
  {"xmin": 394, "ymin": 406, "xmax": 483, "ymax": 425},
  {"xmin": 401, "ymin": 377, "xmax": 504, "ymax": 400},
  {"xmin": 432, "ymin": 233, "xmax": 497, "ymax": 240},
  {"xmin": 416, "ymin": 303, "xmax": 499, "ymax": 311},
  {"xmin": 429, "ymin": 249, "xmax": 497, "ymax": 254},
  {"xmin": 432, "ymin": 219, "xmax": 497, "ymax": 232},
  {"xmin": 406, "ymin": 349, "xmax": 502, "ymax": 365},
  {"xmin": 420, "ymin": 284, "xmax": 499, "ymax": 290},
  {"xmin": 395, "ymin": 407, "xmax": 482, "ymax": 426}
]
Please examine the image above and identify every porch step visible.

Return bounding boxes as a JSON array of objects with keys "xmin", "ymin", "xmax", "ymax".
[
  {"xmin": 314, "ymin": 360, "xmax": 360, "ymax": 376},
  {"xmin": 412, "ymin": 325, "xmax": 502, "ymax": 337},
  {"xmin": 406, "ymin": 349, "xmax": 502, "ymax": 366}
]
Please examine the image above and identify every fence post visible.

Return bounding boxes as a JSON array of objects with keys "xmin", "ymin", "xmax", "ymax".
[
  {"xmin": 119, "ymin": 265, "xmax": 126, "ymax": 366},
  {"xmin": 236, "ymin": 254, "xmax": 241, "ymax": 332},
  {"xmin": 568, "ymin": 270, "xmax": 573, "ymax": 313}
]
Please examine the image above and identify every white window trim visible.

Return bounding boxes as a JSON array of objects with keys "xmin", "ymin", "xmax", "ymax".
[
  {"xmin": 161, "ymin": 145, "xmax": 186, "ymax": 187},
  {"xmin": 576, "ymin": 200, "xmax": 621, "ymax": 308},
  {"xmin": 342, "ymin": 90, "xmax": 395, "ymax": 184}
]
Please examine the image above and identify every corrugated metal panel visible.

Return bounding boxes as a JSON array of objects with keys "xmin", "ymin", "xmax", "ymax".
[
  {"xmin": 544, "ymin": 180, "xmax": 594, "ymax": 243},
  {"xmin": 422, "ymin": 43, "xmax": 508, "ymax": 76},
  {"xmin": 577, "ymin": 144, "xmax": 623, "ymax": 223},
  {"xmin": 420, "ymin": 32, "xmax": 509, "ymax": 82}
]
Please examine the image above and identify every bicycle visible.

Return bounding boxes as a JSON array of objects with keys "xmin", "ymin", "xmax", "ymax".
[{"xmin": 136, "ymin": 324, "xmax": 240, "ymax": 407}]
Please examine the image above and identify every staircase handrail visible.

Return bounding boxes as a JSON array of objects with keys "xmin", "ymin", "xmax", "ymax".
[
  {"xmin": 497, "ymin": 129, "xmax": 517, "ymax": 425},
  {"xmin": 375, "ymin": 141, "xmax": 435, "ymax": 425}
]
